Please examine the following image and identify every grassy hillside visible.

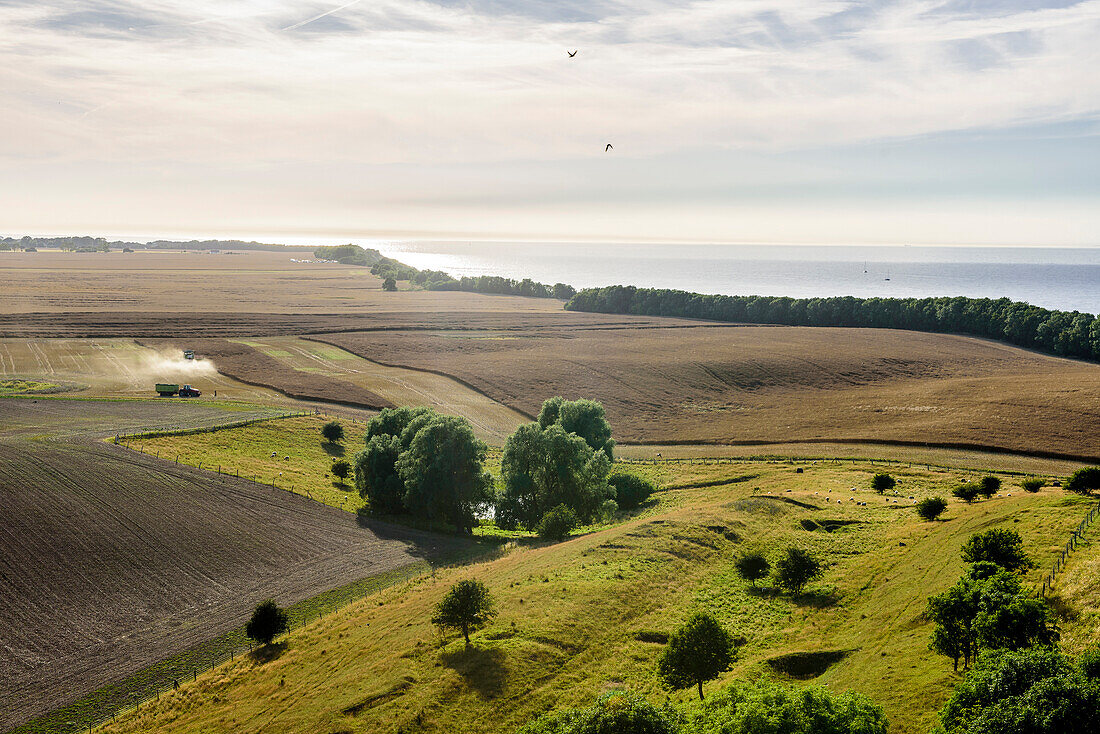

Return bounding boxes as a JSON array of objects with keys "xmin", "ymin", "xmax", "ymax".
[{"xmin": 95, "ymin": 460, "xmax": 1092, "ymax": 734}]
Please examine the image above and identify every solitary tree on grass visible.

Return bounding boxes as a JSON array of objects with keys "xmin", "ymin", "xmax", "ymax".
[
  {"xmin": 321, "ymin": 420, "xmax": 345, "ymax": 444},
  {"xmin": 917, "ymin": 497, "xmax": 948, "ymax": 521},
  {"xmin": 331, "ymin": 459, "xmax": 351, "ymax": 484},
  {"xmin": 1021, "ymin": 477, "xmax": 1045, "ymax": 493},
  {"xmin": 961, "ymin": 529, "xmax": 1032, "ymax": 572},
  {"xmin": 432, "ymin": 579, "xmax": 496, "ymax": 647},
  {"xmin": 657, "ymin": 612, "xmax": 734, "ymax": 700},
  {"xmin": 246, "ymin": 599, "xmax": 288, "ymax": 646},
  {"xmin": 978, "ymin": 476, "xmax": 1001, "ymax": 498},
  {"xmin": 774, "ymin": 547, "xmax": 823, "ymax": 594},
  {"xmin": 953, "ymin": 483, "xmax": 980, "ymax": 503},
  {"xmin": 735, "ymin": 551, "xmax": 770, "ymax": 586},
  {"xmin": 1065, "ymin": 467, "xmax": 1100, "ymax": 494},
  {"xmin": 871, "ymin": 473, "xmax": 896, "ymax": 493}
]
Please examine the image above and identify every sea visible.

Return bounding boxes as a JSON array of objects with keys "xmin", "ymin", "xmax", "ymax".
[{"xmin": 377, "ymin": 242, "xmax": 1100, "ymax": 315}]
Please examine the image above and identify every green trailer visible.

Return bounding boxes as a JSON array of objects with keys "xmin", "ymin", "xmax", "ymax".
[{"xmin": 155, "ymin": 383, "xmax": 179, "ymax": 396}]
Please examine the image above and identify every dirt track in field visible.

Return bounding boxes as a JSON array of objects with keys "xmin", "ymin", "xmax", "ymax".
[
  {"xmin": 0, "ymin": 399, "xmax": 468, "ymax": 731},
  {"xmin": 317, "ymin": 325, "xmax": 1100, "ymax": 461}
]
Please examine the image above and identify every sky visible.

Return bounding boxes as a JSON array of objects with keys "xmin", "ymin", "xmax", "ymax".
[{"xmin": 1, "ymin": 0, "xmax": 1098, "ymax": 246}]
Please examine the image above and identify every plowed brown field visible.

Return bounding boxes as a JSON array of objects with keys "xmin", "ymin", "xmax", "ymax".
[
  {"xmin": 0, "ymin": 399, "xmax": 467, "ymax": 731},
  {"xmin": 317, "ymin": 325, "xmax": 1100, "ymax": 460}
]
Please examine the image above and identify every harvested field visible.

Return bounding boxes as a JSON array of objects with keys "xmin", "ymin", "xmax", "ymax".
[
  {"xmin": 0, "ymin": 398, "xmax": 469, "ymax": 731},
  {"xmin": 317, "ymin": 325, "xmax": 1100, "ymax": 460}
]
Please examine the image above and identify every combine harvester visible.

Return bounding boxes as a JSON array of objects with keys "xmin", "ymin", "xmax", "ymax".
[{"xmin": 154, "ymin": 383, "xmax": 201, "ymax": 397}]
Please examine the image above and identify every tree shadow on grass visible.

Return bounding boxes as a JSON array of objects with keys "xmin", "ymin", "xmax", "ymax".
[
  {"xmin": 440, "ymin": 646, "xmax": 508, "ymax": 699},
  {"xmin": 791, "ymin": 589, "xmax": 841, "ymax": 608},
  {"xmin": 249, "ymin": 641, "xmax": 287, "ymax": 665},
  {"xmin": 322, "ymin": 442, "xmax": 345, "ymax": 457}
]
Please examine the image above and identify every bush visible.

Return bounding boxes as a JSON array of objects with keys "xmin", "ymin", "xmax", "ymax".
[
  {"xmin": 961, "ymin": 528, "xmax": 1033, "ymax": 572},
  {"xmin": 518, "ymin": 691, "xmax": 680, "ymax": 734},
  {"xmin": 952, "ymin": 482, "xmax": 980, "ymax": 503},
  {"xmin": 1065, "ymin": 466, "xmax": 1100, "ymax": 494},
  {"xmin": 432, "ymin": 579, "xmax": 495, "ymax": 647},
  {"xmin": 1021, "ymin": 477, "xmax": 1045, "ymax": 493},
  {"xmin": 917, "ymin": 496, "xmax": 947, "ymax": 521},
  {"xmin": 774, "ymin": 547, "xmax": 823, "ymax": 594},
  {"xmin": 331, "ymin": 459, "xmax": 350, "ymax": 482},
  {"xmin": 382, "ymin": 276, "xmax": 397, "ymax": 291},
  {"xmin": 608, "ymin": 472, "xmax": 656, "ymax": 510},
  {"xmin": 321, "ymin": 420, "xmax": 344, "ymax": 444},
  {"xmin": 682, "ymin": 680, "xmax": 888, "ymax": 734},
  {"xmin": 537, "ymin": 505, "xmax": 579, "ymax": 541},
  {"xmin": 870, "ymin": 473, "xmax": 895, "ymax": 492},
  {"xmin": 657, "ymin": 612, "xmax": 734, "ymax": 699},
  {"xmin": 246, "ymin": 599, "xmax": 288, "ymax": 646},
  {"xmin": 734, "ymin": 552, "xmax": 770, "ymax": 586},
  {"xmin": 979, "ymin": 475, "xmax": 1002, "ymax": 498}
]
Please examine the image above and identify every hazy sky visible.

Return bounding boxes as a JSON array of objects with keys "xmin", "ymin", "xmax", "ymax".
[{"xmin": 2, "ymin": 0, "xmax": 1098, "ymax": 245}]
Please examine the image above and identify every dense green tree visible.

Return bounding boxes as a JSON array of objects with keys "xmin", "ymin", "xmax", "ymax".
[
  {"xmin": 871, "ymin": 473, "xmax": 896, "ymax": 492},
  {"xmin": 961, "ymin": 529, "xmax": 1033, "ymax": 572},
  {"xmin": 364, "ymin": 406, "xmax": 434, "ymax": 442},
  {"xmin": 939, "ymin": 648, "xmax": 1100, "ymax": 734},
  {"xmin": 681, "ymin": 680, "xmax": 888, "ymax": 734},
  {"xmin": 979, "ymin": 475, "xmax": 1002, "ymax": 498},
  {"xmin": 246, "ymin": 599, "xmax": 288, "ymax": 646},
  {"xmin": 330, "ymin": 459, "xmax": 350, "ymax": 483},
  {"xmin": 928, "ymin": 576, "xmax": 982, "ymax": 671},
  {"xmin": 607, "ymin": 472, "xmax": 656, "ymax": 510},
  {"xmin": 1065, "ymin": 466, "xmax": 1100, "ymax": 494},
  {"xmin": 536, "ymin": 397, "xmax": 615, "ymax": 460},
  {"xmin": 917, "ymin": 496, "xmax": 948, "ymax": 521},
  {"xmin": 354, "ymin": 434, "xmax": 406, "ymax": 514},
  {"xmin": 432, "ymin": 579, "xmax": 495, "ymax": 647},
  {"xmin": 1020, "ymin": 477, "xmax": 1045, "ymax": 493},
  {"xmin": 497, "ymin": 423, "xmax": 613, "ymax": 530},
  {"xmin": 321, "ymin": 420, "xmax": 344, "ymax": 444},
  {"xmin": 657, "ymin": 612, "xmax": 735, "ymax": 699},
  {"xmin": 382, "ymin": 276, "xmax": 397, "ymax": 291},
  {"xmin": 399, "ymin": 409, "xmax": 443, "ymax": 450},
  {"xmin": 953, "ymin": 482, "xmax": 981, "ymax": 503},
  {"xmin": 517, "ymin": 691, "xmax": 679, "ymax": 734},
  {"xmin": 397, "ymin": 415, "xmax": 493, "ymax": 533},
  {"xmin": 536, "ymin": 504, "xmax": 578, "ymax": 541},
  {"xmin": 734, "ymin": 551, "xmax": 770, "ymax": 586},
  {"xmin": 774, "ymin": 547, "xmax": 823, "ymax": 594}
]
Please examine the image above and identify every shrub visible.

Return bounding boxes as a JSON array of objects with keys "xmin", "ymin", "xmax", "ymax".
[
  {"xmin": 537, "ymin": 504, "xmax": 579, "ymax": 541},
  {"xmin": 246, "ymin": 599, "xmax": 288, "ymax": 646},
  {"xmin": 382, "ymin": 276, "xmax": 397, "ymax": 291},
  {"xmin": 1065, "ymin": 466, "xmax": 1100, "ymax": 494},
  {"xmin": 953, "ymin": 483, "xmax": 980, "ymax": 503},
  {"xmin": 432, "ymin": 579, "xmax": 495, "ymax": 647},
  {"xmin": 320, "ymin": 420, "xmax": 344, "ymax": 444},
  {"xmin": 961, "ymin": 529, "xmax": 1032, "ymax": 572},
  {"xmin": 1021, "ymin": 477, "xmax": 1045, "ymax": 493},
  {"xmin": 734, "ymin": 552, "xmax": 770, "ymax": 586},
  {"xmin": 518, "ymin": 691, "xmax": 680, "ymax": 734},
  {"xmin": 682, "ymin": 680, "xmax": 888, "ymax": 734},
  {"xmin": 608, "ymin": 472, "xmax": 656, "ymax": 510},
  {"xmin": 330, "ymin": 459, "xmax": 350, "ymax": 483},
  {"xmin": 979, "ymin": 476, "xmax": 1002, "ymax": 498},
  {"xmin": 871, "ymin": 473, "xmax": 896, "ymax": 492},
  {"xmin": 917, "ymin": 496, "xmax": 947, "ymax": 521},
  {"xmin": 657, "ymin": 612, "xmax": 734, "ymax": 699},
  {"xmin": 774, "ymin": 547, "xmax": 822, "ymax": 594}
]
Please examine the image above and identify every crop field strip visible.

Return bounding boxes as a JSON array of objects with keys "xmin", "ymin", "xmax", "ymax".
[
  {"xmin": 315, "ymin": 324, "xmax": 1100, "ymax": 461},
  {"xmin": 0, "ymin": 399, "xmax": 472, "ymax": 732}
]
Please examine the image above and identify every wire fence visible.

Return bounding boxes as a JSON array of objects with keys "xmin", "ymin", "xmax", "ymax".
[{"xmin": 1039, "ymin": 500, "xmax": 1099, "ymax": 597}]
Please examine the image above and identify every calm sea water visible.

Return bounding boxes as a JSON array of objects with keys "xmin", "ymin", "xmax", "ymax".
[{"xmin": 379, "ymin": 242, "xmax": 1100, "ymax": 315}]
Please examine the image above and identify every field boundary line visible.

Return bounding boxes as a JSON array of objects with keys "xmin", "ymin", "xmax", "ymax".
[
  {"xmin": 616, "ymin": 454, "xmax": 1064, "ymax": 478},
  {"xmin": 1039, "ymin": 499, "xmax": 1100, "ymax": 597}
]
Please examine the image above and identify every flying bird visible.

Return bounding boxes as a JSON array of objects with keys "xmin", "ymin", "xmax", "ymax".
[
  {"xmin": 567, "ymin": 50, "xmax": 578, "ymax": 57},
  {"xmin": 605, "ymin": 143, "xmax": 613, "ymax": 151}
]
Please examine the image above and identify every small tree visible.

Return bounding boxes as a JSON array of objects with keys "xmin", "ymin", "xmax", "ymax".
[
  {"xmin": 978, "ymin": 476, "xmax": 1001, "ymax": 498},
  {"xmin": 321, "ymin": 420, "xmax": 345, "ymax": 444},
  {"xmin": 537, "ymin": 504, "xmax": 578, "ymax": 541},
  {"xmin": 246, "ymin": 599, "xmax": 288, "ymax": 646},
  {"xmin": 432, "ymin": 579, "xmax": 496, "ymax": 647},
  {"xmin": 917, "ymin": 497, "xmax": 948, "ymax": 521},
  {"xmin": 953, "ymin": 483, "xmax": 980, "ymax": 503},
  {"xmin": 735, "ymin": 552, "xmax": 770, "ymax": 587},
  {"xmin": 382, "ymin": 276, "xmax": 397, "ymax": 291},
  {"xmin": 1065, "ymin": 467, "xmax": 1100, "ymax": 494},
  {"xmin": 1021, "ymin": 477, "xmax": 1045, "ymax": 493},
  {"xmin": 774, "ymin": 547, "xmax": 822, "ymax": 594},
  {"xmin": 871, "ymin": 473, "xmax": 896, "ymax": 493},
  {"xmin": 607, "ymin": 472, "xmax": 656, "ymax": 510},
  {"xmin": 657, "ymin": 612, "xmax": 734, "ymax": 700},
  {"xmin": 961, "ymin": 528, "xmax": 1032, "ymax": 572},
  {"xmin": 331, "ymin": 459, "xmax": 351, "ymax": 483}
]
